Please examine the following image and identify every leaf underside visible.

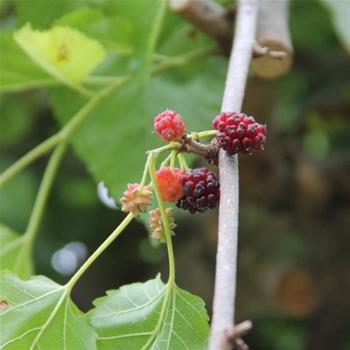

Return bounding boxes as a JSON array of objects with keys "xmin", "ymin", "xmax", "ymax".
[
  {"xmin": 89, "ymin": 275, "xmax": 209, "ymax": 350},
  {"xmin": 0, "ymin": 272, "xmax": 96, "ymax": 350},
  {"xmin": 0, "ymin": 223, "xmax": 33, "ymax": 279}
]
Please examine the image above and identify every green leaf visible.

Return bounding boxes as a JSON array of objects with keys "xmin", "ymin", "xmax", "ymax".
[
  {"xmin": 14, "ymin": 24, "xmax": 106, "ymax": 87},
  {"xmin": 54, "ymin": 6, "xmax": 133, "ymax": 55},
  {"xmin": 0, "ymin": 31, "xmax": 55, "ymax": 93},
  {"xmin": 89, "ymin": 276, "xmax": 209, "ymax": 349},
  {"xmin": 101, "ymin": 1, "xmax": 165, "ymax": 58},
  {"xmin": 0, "ymin": 224, "xmax": 33, "ymax": 279},
  {"xmin": 14, "ymin": 0, "xmax": 85, "ymax": 29},
  {"xmin": 0, "ymin": 93, "xmax": 40, "ymax": 146},
  {"xmin": 320, "ymin": 0, "xmax": 350, "ymax": 53},
  {"xmin": 0, "ymin": 272, "xmax": 96, "ymax": 349},
  {"xmin": 50, "ymin": 57, "xmax": 224, "ymax": 200},
  {"xmin": 49, "ymin": 2, "xmax": 225, "ymax": 199}
]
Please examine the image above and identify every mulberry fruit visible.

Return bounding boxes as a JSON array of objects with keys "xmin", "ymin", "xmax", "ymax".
[
  {"xmin": 213, "ymin": 112, "xmax": 266, "ymax": 155},
  {"xmin": 176, "ymin": 168, "xmax": 220, "ymax": 213},
  {"xmin": 154, "ymin": 109, "xmax": 186, "ymax": 142}
]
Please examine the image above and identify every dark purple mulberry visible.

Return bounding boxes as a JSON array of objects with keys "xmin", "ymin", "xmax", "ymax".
[{"xmin": 176, "ymin": 168, "xmax": 220, "ymax": 214}]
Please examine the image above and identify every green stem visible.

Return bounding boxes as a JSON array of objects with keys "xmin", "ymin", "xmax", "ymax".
[
  {"xmin": 196, "ymin": 130, "xmax": 218, "ymax": 139},
  {"xmin": 148, "ymin": 143, "xmax": 177, "ymax": 155},
  {"xmin": 23, "ymin": 143, "xmax": 68, "ymax": 248},
  {"xmin": 0, "ymin": 133, "xmax": 62, "ymax": 187},
  {"xmin": 140, "ymin": 154, "xmax": 152, "ymax": 187},
  {"xmin": 141, "ymin": 152, "xmax": 177, "ymax": 349},
  {"xmin": 160, "ymin": 152, "xmax": 172, "ymax": 168},
  {"xmin": 0, "ymin": 76, "xmax": 130, "ymax": 187},
  {"xmin": 29, "ymin": 286, "xmax": 68, "ymax": 350},
  {"xmin": 66, "ymin": 213, "xmax": 133, "ymax": 292},
  {"xmin": 170, "ymin": 150, "xmax": 176, "ymax": 169},
  {"xmin": 196, "ymin": 130, "xmax": 218, "ymax": 138},
  {"xmin": 152, "ymin": 46, "xmax": 217, "ymax": 76},
  {"xmin": 148, "ymin": 153, "xmax": 175, "ymax": 283},
  {"xmin": 142, "ymin": 0, "xmax": 167, "ymax": 81},
  {"xmin": 83, "ymin": 75, "xmax": 127, "ymax": 86},
  {"xmin": 1, "ymin": 45, "xmax": 209, "ymax": 186},
  {"xmin": 177, "ymin": 153, "xmax": 190, "ymax": 172},
  {"xmin": 72, "ymin": 85, "xmax": 95, "ymax": 98}
]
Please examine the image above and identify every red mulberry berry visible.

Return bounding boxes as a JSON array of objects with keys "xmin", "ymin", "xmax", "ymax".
[
  {"xmin": 176, "ymin": 168, "xmax": 220, "ymax": 213},
  {"xmin": 154, "ymin": 109, "xmax": 186, "ymax": 142},
  {"xmin": 156, "ymin": 167, "xmax": 185, "ymax": 202},
  {"xmin": 213, "ymin": 112, "xmax": 266, "ymax": 155}
]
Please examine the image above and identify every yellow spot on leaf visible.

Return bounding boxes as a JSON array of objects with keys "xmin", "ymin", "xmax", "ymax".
[
  {"xmin": 57, "ymin": 45, "xmax": 70, "ymax": 61},
  {"xmin": 14, "ymin": 24, "xmax": 106, "ymax": 84}
]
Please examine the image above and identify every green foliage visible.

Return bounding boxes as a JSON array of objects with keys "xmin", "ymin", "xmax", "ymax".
[
  {"xmin": 290, "ymin": 0, "xmax": 336, "ymax": 49},
  {"xmin": 48, "ymin": 1, "xmax": 224, "ymax": 199},
  {"xmin": 0, "ymin": 272, "xmax": 96, "ymax": 349},
  {"xmin": 1, "ymin": 0, "xmax": 349, "ymax": 348},
  {"xmin": 89, "ymin": 275, "xmax": 209, "ymax": 349},
  {"xmin": 14, "ymin": 24, "xmax": 106, "ymax": 89},
  {"xmin": 253, "ymin": 318, "xmax": 307, "ymax": 350},
  {"xmin": 0, "ymin": 31, "xmax": 55, "ymax": 92},
  {"xmin": 320, "ymin": 0, "xmax": 350, "ymax": 52},
  {"xmin": 0, "ymin": 163, "xmax": 37, "ymax": 230},
  {"xmin": 54, "ymin": 7, "xmax": 132, "ymax": 54},
  {"xmin": 0, "ymin": 94, "xmax": 37, "ymax": 147},
  {"xmin": 50, "ymin": 60, "xmax": 224, "ymax": 200},
  {"xmin": 13, "ymin": 0, "xmax": 85, "ymax": 29},
  {"xmin": 0, "ymin": 272, "xmax": 209, "ymax": 349},
  {"xmin": 0, "ymin": 224, "xmax": 33, "ymax": 279}
]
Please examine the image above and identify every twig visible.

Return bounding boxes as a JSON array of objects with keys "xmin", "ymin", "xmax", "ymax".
[
  {"xmin": 180, "ymin": 135, "xmax": 219, "ymax": 163},
  {"xmin": 0, "ymin": 133, "xmax": 62, "ymax": 187},
  {"xmin": 251, "ymin": 0, "xmax": 293, "ymax": 79},
  {"xmin": 209, "ymin": 1, "xmax": 258, "ymax": 349},
  {"xmin": 170, "ymin": 0, "xmax": 233, "ymax": 48},
  {"xmin": 170, "ymin": 0, "xmax": 291, "ymax": 77},
  {"xmin": 225, "ymin": 320, "xmax": 253, "ymax": 350}
]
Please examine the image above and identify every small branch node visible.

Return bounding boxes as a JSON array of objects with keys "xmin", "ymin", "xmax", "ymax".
[
  {"xmin": 225, "ymin": 320, "xmax": 253, "ymax": 350},
  {"xmin": 252, "ymin": 0, "xmax": 293, "ymax": 79},
  {"xmin": 180, "ymin": 135, "xmax": 219, "ymax": 164},
  {"xmin": 170, "ymin": 0, "xmax": 233, "ymax": 49},
  {"xmin": 253, "ymin": 42, "xmax": 288, "ymax": 60}
]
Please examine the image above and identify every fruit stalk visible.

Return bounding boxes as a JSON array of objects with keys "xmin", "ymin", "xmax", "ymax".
[{"xmin": 209, "ymin": 1, "xmax": 258, "ymax": 349}]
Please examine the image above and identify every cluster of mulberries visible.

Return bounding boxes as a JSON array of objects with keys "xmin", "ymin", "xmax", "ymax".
[
  {"xmin": 154, "ymin": 109, "xmax": 266, "ymax": 156},
  {"xmin": 155, "ymin": 166, "xmax": 220, "ymax": 214},
  {"xmin": 119, "ymin": 109, "xmax": 266, "ymax": 241}
]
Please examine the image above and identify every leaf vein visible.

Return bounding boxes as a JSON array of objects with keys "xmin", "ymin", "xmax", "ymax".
[{"xmin": 91, "ymin": 288, "xmax": 165, "ymax": 320}]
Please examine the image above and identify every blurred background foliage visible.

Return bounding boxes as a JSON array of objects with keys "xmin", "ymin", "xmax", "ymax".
[{"xmin": 0, "ymin": 0, "xmax": 349, "ymax": 349}]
